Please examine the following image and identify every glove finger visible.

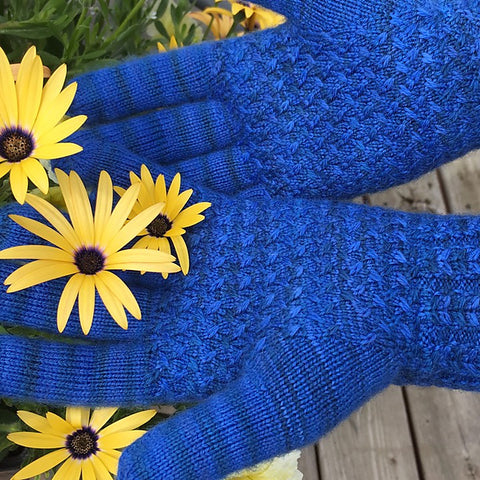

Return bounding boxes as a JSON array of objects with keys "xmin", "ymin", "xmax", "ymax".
[
  {"xmin": 0, "ymin": 271, "xmax": 151, "ymax": 339},
  {"xmin": 117, "ymin": 326, "xmax": 400, "ymax": 480},
  {"xmin": 88, "ymin": 100, "xmax": 240, "ymax": 164},
  {"xmin": 62, "ymin": 131, "xmax": 259, "ymax": 197},
  {"xmin": 0, "ymin": 334, "xmax": 154, "ymax": 406},
  {"xmin": 0, "ymin": 192, "xmax": 153, "ymax": 340},
  {"xmin": 62, "ymin": 131, "xmax": 192, "ymax": 189},
  {"xmin": 69, "ymin": 42, "xmax": 219, "ymax": 124},
  {"xmin": 58, "ymin": 132, "xmax": 153, "ymax": 187},
  {"xmin": 155, "ymin": 146, "xmax": 261, "ymax": 195}
]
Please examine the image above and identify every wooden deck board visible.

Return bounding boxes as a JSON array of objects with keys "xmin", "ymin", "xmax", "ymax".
[
  {"xmin": 298, "ymin": 445, "xmax": 321, "ymax": 480},
  {"xmin": 317, "ymin": 387, "xmax": 419, "ymax": 480},
  {"xmin": 407, "ymin": 387, "xmax": 480, "ymax": 480}
]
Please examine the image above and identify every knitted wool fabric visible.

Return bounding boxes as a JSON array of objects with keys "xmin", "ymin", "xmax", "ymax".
[
  {"xmin": 1, "ymin": 184, "xmax": 480, "ymax": 478},
  {"xmin": 68, "ymin": 0, "xmax": 480, "ymax": 199}
]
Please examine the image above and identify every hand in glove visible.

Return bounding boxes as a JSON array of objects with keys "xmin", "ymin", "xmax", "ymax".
[
  {"xmin": 67, "ymin": 0, "xmax": 480, "ymax": 198},
  {"xmin": 0, "ymin": 171, "xmax": 478, "ymax": 479}
]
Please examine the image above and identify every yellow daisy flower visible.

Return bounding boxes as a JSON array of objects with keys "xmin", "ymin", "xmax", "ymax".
[
  {"xmin": 226, "ymin": 1, "xmax": 285, "ymax": 31},
  {"xmin": 189, "ymin": 7, "xmax": 235, "ymax": 40},
  {"xmin": 8, "ymin": 406, "xmax": 156, "ymax": 480},
  {"xmin": 157, "ymin": 36, "xmax": 183, "ymax": 52},
  {"xmin": 114, "ymin": 165, "xmax": 211, "ymax": 278},
  {"xmin": 0, "ymin": 169, "xmax": 180, "ymax": 335},
  {"xmin": 0, "ymin": 46, "xmax": 87, "ymax": 204},
  {"xmin": 226, "ymin": 451, "xmax": 303, "ymax": 480}
]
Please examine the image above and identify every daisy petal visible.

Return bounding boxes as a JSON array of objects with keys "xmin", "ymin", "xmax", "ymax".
[
  {"xmin": 95, "ymin": 271, "xmax": 141, "ymax": 320},
  {"xmin": 82, "ymin": 457, "xmax": 96, "ymax": 480},
  {"xmin": 94, "ymin": 171, "xmax": 113, "ymax": 242},
  {"xmin": 132, "ymin": 236, "xmax": 151, "ymax": 249},
  {"xmin": 7, "ymin": 432, "xmax": 65, "ymax": 449},
  {"xmin": 166, "ymin": 172, "xmax": 181, "ymax": 205},
  {"xmin": 99, "ymin": 430, "xmax": 146, "ymax": 450},
  {"xmin": 66, "ymin": 407, "xmax": 90, "ymax": 429},
  {"xmin": 38, "ymin": 63, "xmax": 67, "ymax": 109},
  {"xmin": 78, "ymin": 274, "xmax": 95, "ymax": 335},
  {"xmin": 0, "ymin": 47, "xmax": 18, "ymax": 126},
  {"xmin": 107, "ymin": 262, "xmax": 181, "ymax": 274},
  {"xmin": 94, "ymin": 274, "xmax": 128, "ymax": 329},
  {"xmin": 0, "ymin": 245, "xmax": 71, "ymax": 262},
  {"xmin": 157, "ymin": 237, "xmax": 172, "ymax": 279},
  {"xmin": 9, "ymin": 163, "xmax": 28, "ymax": 204},
  {"xmin": 5, "ymin": 260, "xmax": 77, "ymax": 292},
  {"xmin": 16, "ymin": 48, "xmax": 42, "ymax": 129},
  {"xmin": 95, "ymin": 450, "xmax": 120, "ymax": 475},
  {"xmin": 52, "ymin": 457, "xmax": 81, "ymax": 480},
  {"xmin": 154, "ymin": 172, "xmax": 167, "ymax": 201},
  {"xmin": 99, "ymin": 410, "xmax": 156, "ymax": 437},
  {"xmin": 89, "ymin": 408, "xmax": 118, "ymax": 432},
  {"xmin": 36, "ymin": 114, "xmax": 87, "ymax": 145},
  {"xmin": 57, "ymin": 274, "xmax": 83, "ymax": 332},
  {"xmin": 173, "ymin": 202, "xmax": 212, "ymax": 228},
  {"xmin": 165, "ymin": 188, "xmax": 192, "ymax": 220},
  {"xmin": 171, "ymin": 235, "xmax": 190, "ymax": 275},
  {"xmin": 21, "ymin": 157, "xmax": 49, "ymax": 193},
  {"xmin": 69, "ymin": 170, "xmax": 94, "ymax": 244},
  {"xmin": 107, "ymin": 248, "xmax": 176, "ymax": 266},
  {"xmin": 10, "ymin": 448, "xmax": 69, "ymax": 480},
  {"xmin": 34, "ymin": 142, "xmax": 83, "ymax": 159},
  {"xmin": 33, "ymin": 82, "xmax": 78, "ymax": 137},
  {"xmin": 164, "ymin": 226, "xmax": 186, "ymax": 237},
  {"xmin": 104, "ymin": 203, "xmax": 164, "ymax": 254},
  {"xmin": 91, "ymin": 454, "xmax": 114, "ymax": 480},
  {"xmin": 0, "ymin": 162, "xmax": 12, "ymax": 179},
  {"xmin": 25, "ymin": 193, "xmax": 80, "ymax": 248},
  {"xmin": 46, "ymin": 412, "xmax": 74, "ymax": 435},
  {"xmin": 140, "ymin": 164, "xmax": 156, "ymax": 199},
  {"xmin": 8, "ymin": 214, "xmax": 73, "ymax": 252},
  {"xmin": 100, "ymin": 183, "xmax": 140, "ymax": 246},
  {"xmin": 16, "ymin": 411, "xmax": 52, "ymax": 434}
]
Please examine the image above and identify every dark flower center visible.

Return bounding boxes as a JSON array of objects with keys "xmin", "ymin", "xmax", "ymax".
[
  {"xmin": 66, "ymin": 426, "xmax": 99, "ymax": 460},
  {"xmin": 147, "ymin": 213, "xmax": 172, "ymax": 238},
  {"xmin": 0, "ymin": 128, "xmax": 34, "ymax": 162},
  {"xmin": 74, "ymin": 247, "xmax": 105, "ymax": 275}
]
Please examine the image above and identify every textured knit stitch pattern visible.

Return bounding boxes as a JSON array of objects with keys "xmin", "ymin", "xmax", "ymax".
[
  {"xmin": 69, "ymin": 0, "xmax": 480, "ymax": 199},
  {"xmin": 111, "ymin": 194, "xmax": 480, "ymax": 480},
  {"xmin": 2, "ymin": 184, "xmax": 480, "ymax": 477},
  {"xmin": 1, "ymin": 192, "xmax": 480, "ymax": 405}
]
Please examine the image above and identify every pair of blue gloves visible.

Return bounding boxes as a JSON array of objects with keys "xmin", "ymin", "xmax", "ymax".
[{"xmin": 2, "ymin": 0, "xmax": 480, "ymax": 478}]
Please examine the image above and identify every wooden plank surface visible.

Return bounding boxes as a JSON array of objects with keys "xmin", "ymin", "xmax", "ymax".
[
  {"xmin": 298, "ymin": 445, "xmax": 321, "ymax": 480},
  {"xmin": 0, "ymin": 470, "xmax": 15, "ymax": 480},
  {"xmin": 318, "ymin": 387, "xmax": 419, "ymax": 480}
]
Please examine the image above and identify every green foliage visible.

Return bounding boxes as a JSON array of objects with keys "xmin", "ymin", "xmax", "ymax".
[
  {"xmin": 0, "ymin": 400, "xmax": 24, "ymax": 465},
  {"xmin": 0, "ymin": 0, "xmax": 159, "ymax": 77},
  {"xmin": 154, "ymin": 0, "xmax": 202, "ymax": 49},
  {"xmin": 0, "ymin": 179, "xmax": 13, "ymax": 208}
]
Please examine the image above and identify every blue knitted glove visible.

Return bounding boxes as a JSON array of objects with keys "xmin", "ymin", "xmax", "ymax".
[
  {"xmin": 1, "ymin": 181, "xmax": 479, "ymax": 478},
  {"xmin": 68, "ymin": 0, "xmax": 480, "ymax": 198}
]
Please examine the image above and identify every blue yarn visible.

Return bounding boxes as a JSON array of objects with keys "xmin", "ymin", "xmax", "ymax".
[
  {"xmin": 68, "ymin": 0, "xmax": 480, "ymax": 198},
  {"xmin": 1, "ymin": 179, "xmax": 480, "ymax": 477},
  {"xmin": 0, "ymin": 0, "xmax": 480, "ymax": 477}
]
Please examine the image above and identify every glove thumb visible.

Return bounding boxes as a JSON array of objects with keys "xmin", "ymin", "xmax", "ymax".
[{"xmin": 117, "ymin": 322, "xmax": 400, "ymax": 479}]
